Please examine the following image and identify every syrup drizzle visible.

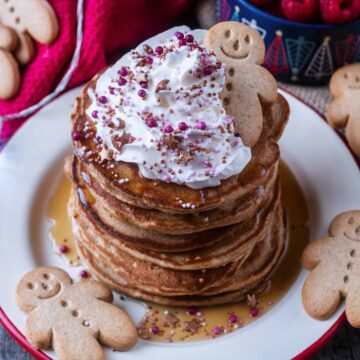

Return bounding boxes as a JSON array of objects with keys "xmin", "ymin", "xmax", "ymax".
[{"xmin": 47, "ymin": 160, "xmax": 309, "ymax": 342}]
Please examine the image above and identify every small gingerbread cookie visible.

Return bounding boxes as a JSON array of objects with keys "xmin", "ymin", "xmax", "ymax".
[
  {"xmin": 16, "ymin": 267, "xmax": 137, "ymax": 360},
  {"xmin": 0, "ymin": 0, "xmax": 59, "ymax": 64},
  {"xmin": 204, "ymin": 21, "xmax": 277, "ymax": 147},
  {"xmin": 327, "ymin": 63, "xmax": 360, "ymax": 158},
  {"xmin": 302, "ymin": 211, "xmax": 360, "ymax": 327}
]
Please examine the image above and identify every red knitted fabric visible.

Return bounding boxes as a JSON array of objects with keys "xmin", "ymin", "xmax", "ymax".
[{"xmin": 0, "ymin": 0, "xmax": 192, "ymax": 144}]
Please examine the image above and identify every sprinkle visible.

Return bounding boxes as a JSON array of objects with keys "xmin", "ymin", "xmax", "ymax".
[
  {"xmin": 185, "ymin": 34, "xmax": 194, "ymax": 43},
  {"xmin": 229, "ymin": 314, "xmax": 238, "ymax": 323},
  {"xmin": 146, "ymin": 117, "xmax": 157, "ymax": 128},
  {"xmin": 91, "ymin": 110, "xmax": 98, "ymax": 119},
  {"xmin": 140, "ymin": 81, "xmax": 148, "ymax": 89},
  {"xmin": 155, "ymin": 46, "xmax": 164, "ymax": 55},
  {"xmin": 175, "ymin": 31, "xmax": 184, "ymax": 40},
  {"xmin": 118, "ymin": 77, "xmax": 127, "ymax": 86},
  {"xmin": 212, "ymin": 326, "xmax": 222, "ymax": 336},
  {"xmin": 98, "ymin": 96, "xmax": 107, "ymax": 104},
  {"xmin": 164, "ymin": 125, "xmax": 173, "ymax": 133},
  {"xmin": 80, "ymin": 270, "xmax": 89, "ymax": 278},
  {"xmin": 203, "ymin": 66, "xmax": 214, "ymax": 76},
  {"xmin": 150, "ymin": 325, "xmax": 160, "ymax": 335},
  {"xmin": 119, "ymin": 67, "xmax": 128, "ymax": 76},
  {"xmin": 59, "ymin": 245, "xmax": 68, "ymax": 253},
  {"xmin": 72, "ymin": 131, "xmax": 81, "ymax": 141},
  {"xmin": 178, "ymin": 122, "xmax": 188, "ymax": 131},
  {"xmin": 250, "ymin": 307, "xmax": 259, "ymax": 317},
  {"xmin": 138, "ymin": 89, "xmax": 146, "ymax": 98},
  {"xmin": 187, "ymin": 306, "xmax": 196, "ymax": 315},
  {"xmin": 197, "ymin": 121, "xmax": 207, "ymax": 130}
]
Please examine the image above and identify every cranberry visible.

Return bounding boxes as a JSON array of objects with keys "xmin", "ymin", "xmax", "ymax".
[
  {"xmin": 146, "ymin": 118, "xmax": 157, "ymax": 128},
  {"xmin": 229, "ymin": 314, "xmax": 238, "ymax": 323},
  {"xmin": 146, "ymin": 56, "xmax": 153, "ymax": 65},
  {"xmin": 72, "ymin": 131, "xmax": 81, "ymax": 141},
  {"xmin": 91, "ymin": 110, "xmax": 98, "ymax": 119},
  {"xmin": 164, "ymin": 125, "xmax": 174, "ymax": 133},
  {"xmin": 140, "ymin": 81, "xmax": 148, "ymax": 89},
  {"xmin": 150, "ymin": 325, "xmax": 160, "ymax": 335},
  {"xmin": 178, "ymin": 38, "xmax": 186, "ymax": 47},
  {"xmin": 187, "ymin": 306, "xmax": 197, "ymax": 315},
  {"xmin": 59, "ymin": 245, "xmax": 68, "ymax": 253},
  {"xmin": 250, "ymin": 307, "xmax": 259, "ymax": 317},
  {"xmin": 80, "ymin": 270, "xmax": 89, "ymax": 278},
  {"xmin": 118, "ymin": 67, "xmax": 128, "ymax": 76},
  {"xmin": 212, "ymin": 326, "xmax": 222, "ymax": 336},
  {"xmin": 197, "ymin": 121, "xmax": 207, "ymax": 130}
]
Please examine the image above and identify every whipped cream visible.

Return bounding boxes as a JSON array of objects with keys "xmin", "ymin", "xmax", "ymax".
[{"xmin": 86, "ymin": 26, "xmax": 251, "ymax": 189}]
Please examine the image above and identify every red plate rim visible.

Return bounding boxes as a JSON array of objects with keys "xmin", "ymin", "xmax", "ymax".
[{"xmin": 0, "ymin": 88, "xmax": 359, "ymax": 360}]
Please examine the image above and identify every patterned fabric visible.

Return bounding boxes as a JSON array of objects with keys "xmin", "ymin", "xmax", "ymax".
[{"xmin": 0, "ymin": 0, "xmax": 192, "ymax": 147}]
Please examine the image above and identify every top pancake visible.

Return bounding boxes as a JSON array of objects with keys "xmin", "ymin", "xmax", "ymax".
[{"xmin": 70, "ymin": 76, "xmax": 289, "ymax": 213}]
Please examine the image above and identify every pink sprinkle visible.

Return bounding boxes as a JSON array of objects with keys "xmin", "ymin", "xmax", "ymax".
[
  {"xmin": 98, "ymin": 96, "xmax": 107, "ymax": 104},
  {"xmin": 146, "ymin": 56, "xmax": 153, "ymax": 65},
  {"xmin": 203, "ymin": 66, "xmax": 214, "ymax": 76},
  {"xmin": 91, "ymin": 110, "xmax": 98, "ymax": 119},
  {"xmin": 175, "ymin": 31, "xmax": 184, "ymax": 40},
  {"xmin": 185, "ymin": 34, "xmax": 194, "ymax": 43},
  {"xmin": 150, "ymin": 325, "xmax": 160, "ymax": 335},
  {"xmin": 80, "ymin": 270, "xmax": 89, "ymax": 278},
  {"xmin": 234, "ymin": 132, "xmax": 240, "ymax": 137},
  {"xmin": 155, "ymin": 46, "xmax": 164, "ymax": 55},
  {"xmin": 109, "ymin": 87, "xmax": 115, "ymax": 95},
  {"xmin": 140, "ymin": 81, "xmax": 148, "ymax": 89},
  {"xmin": 119, "ymin": 67, "xmax": 128, "ymax": 76},
  {"xmin": 197, "ymin": 121, "xmax": 207, "ymax": 130},
  {"xmin": 178, "ymin": 38, "xmax": 186, "ymax": 47},
  {"xmin": 118, "ymin": 77, "xmax": 127, "ymax": 86},
  {"xmin": 232, "ymin": 140, "xmax": 239, "ymax": 147},
  {"xmin": 138, "ymin": 89, "xmax": 146, "ymax": 98},
  {"xmin": 212, "ymin": 326, "xmax": 222, "ymax": 336},
  {"xmin": 164, "ymin": 125, "xmax": 173, "ymax": 133},
  {"xmin": 178, "ymin": 122, "xmax": 188, "ymax": 131},
  {"xmin": 187, "ymin": 306, "xmax": 196, "ymax": 315},
  {"xmin": 250, "ymin": 307, "xmax": 259, "ymax": 317},
  {"xmin": 59, "ymin": 245, "xmax": 68, "ymax": 253},
  {"xmin": 146, "ymin": 118, "xmax": 157, "ymax": 128},
  {"xmin": 229, "ymin": 314, "xmax": 238, "ymax": 323},
  {"xmin": 72, "ymin": 131, "xmax": 81, "ymax": 141}
]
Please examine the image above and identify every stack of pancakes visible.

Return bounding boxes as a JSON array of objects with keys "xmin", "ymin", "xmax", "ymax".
[{"xmin": 67, "ymin": 79, "xmax": 290, "ymax": 306}]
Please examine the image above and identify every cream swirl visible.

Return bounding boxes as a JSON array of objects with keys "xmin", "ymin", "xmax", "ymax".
[{"xmin": 86, "ymin": 26, "xmax": 251, "ymax": 189}]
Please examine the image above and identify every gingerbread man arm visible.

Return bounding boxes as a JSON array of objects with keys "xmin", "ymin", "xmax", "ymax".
[
  {"xmin": 345, "ymin": 114, "xmax": 360, "ymax": 158},
  {"xmin": 25, "ymin": 308, "xmax": 52, "ymax": 349},
  {"xmin": 98, "ymin": 303, "xmax": 138, "ymax": 351},
  {"xmin": 74, "ymin": 280, "xmax": 113, "ymax": 302},
  {"xmin": 0, "ymin": 49, "xmax": 20, "ymax": 99},
  {"xmin": 0, "ymin": 24, "xmax": 18, "ymax": 51},
  {"xmin": 302, "ymin": 265, "xmax": 342, "ymax": 320},
  {"xmin": 255, "ymin": 66, "xmax": 278, "ymax": 104},
  {"xmin": 327, "ymin": 97, "xmax": 349, "ymax": 129},
  {"xmin": 301, "ymin": 237, "xmax": 333, "ymax": 269}
]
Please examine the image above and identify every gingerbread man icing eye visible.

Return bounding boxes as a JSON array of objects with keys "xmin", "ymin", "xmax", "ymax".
[
  {"xmin": 330, "ymin": 211, "xmax": 360, "ymax": 241},
  {"xmin": 206, "ymin": 22, "xmax": 265, "ymax": 65}
]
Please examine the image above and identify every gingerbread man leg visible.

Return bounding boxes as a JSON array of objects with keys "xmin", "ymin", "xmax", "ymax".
[
  {"xmin": 345, "ymin": 290, "xmax": 360, "ymax": 328},
  {"xmin": 302, "ymin": 267, "xmax": 342, "ymax": 320},
  {"xmin": 0, "ymin": 49, "xmax": 20, "ymax": 99}
]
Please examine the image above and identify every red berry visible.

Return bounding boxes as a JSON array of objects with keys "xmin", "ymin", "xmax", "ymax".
[
  {"xmin": 118, "ymin": 77, "xmax": 127, "ymax": 86},
  {"xmin": 281, "ymin": 0, "xmax": 318, "ymax": 23},
  {"xmin": 185, "ymin": 34, "xmax": 194, "ymax": 43},
  {"xmin": 155, "ymin": 46, "xmax": 164, "ymax": 55},
  {"xmin": 175, "ymin": 31, "xmax": 184, "ymax": 40},
  {"xmin": 320, "ymin": 0, "xmax": 360, "ymax": 23},
  {"xmin": 178, "ymin": 122, "xmax": 188, "ymax": 131},
  {"xmin": 178, "ymin": 38, "xmax": 186, "ymax": 46},
  {"xmin": 138, "ymin": 89, "xmax": 146, "ymax": 98},
  {"xmin": 248, "ymin": 0, "xmax": 276, "ymax": 8}
]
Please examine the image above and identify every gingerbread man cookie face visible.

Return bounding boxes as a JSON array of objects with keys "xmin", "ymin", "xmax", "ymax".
[
  {"xmin": 205, "ymin": 21, "xmax": 265, "ymax": 66},
  {"xmin": 327, "ymin": 64, "xmax": 360, "ymax": 158},
  {"xmin": 301, "ymin": 211, "xmax": 360, "ymax": 327},
  {"xmin": 16, "ymin": 267, "xmax": 137, "ymax": 360},
  {"xmin": 204, "ymin": 22, "xmax": 277, "ymax": 147}
]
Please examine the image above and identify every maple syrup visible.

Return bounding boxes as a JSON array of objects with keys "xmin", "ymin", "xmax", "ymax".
[{"xmin": 47, "ymin": 160, "xmax": 309, "ymax": 342}]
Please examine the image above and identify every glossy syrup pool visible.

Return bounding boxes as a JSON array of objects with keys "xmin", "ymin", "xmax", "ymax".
[{"xmin": 47, "ymin": 161, "xmax": 309, "ymax": 343}]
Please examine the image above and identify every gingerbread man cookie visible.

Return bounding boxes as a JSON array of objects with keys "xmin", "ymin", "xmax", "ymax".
[
  {"xmin": 204, "ymin": 21, "xmax": 277, "ymax": 147},
  {"xmin": 327, "ymin": 64, "xmax": 360, "ymax": 158},
  {"xmin": 16, "ymin": 267, "xmax": 137, "ymax": 360},
  {"xmin": 302, "ymin": 211, "xmax": 360, "ymax": 327}
]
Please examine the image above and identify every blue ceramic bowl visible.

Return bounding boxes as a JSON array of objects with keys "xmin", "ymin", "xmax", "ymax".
[{"xmin": 218, "ymin": 0, "xmax": 360, "ymax": 84}]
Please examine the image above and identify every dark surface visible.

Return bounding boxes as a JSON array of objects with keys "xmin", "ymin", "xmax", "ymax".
[{"xmin": 1, "ymin": 321, "xmax": 360, "ymax": 359}]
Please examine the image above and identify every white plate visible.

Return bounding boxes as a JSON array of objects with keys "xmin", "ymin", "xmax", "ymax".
[{"xmin": 0, "ymin": 88, "xmax": 359, "ymax": 360}]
